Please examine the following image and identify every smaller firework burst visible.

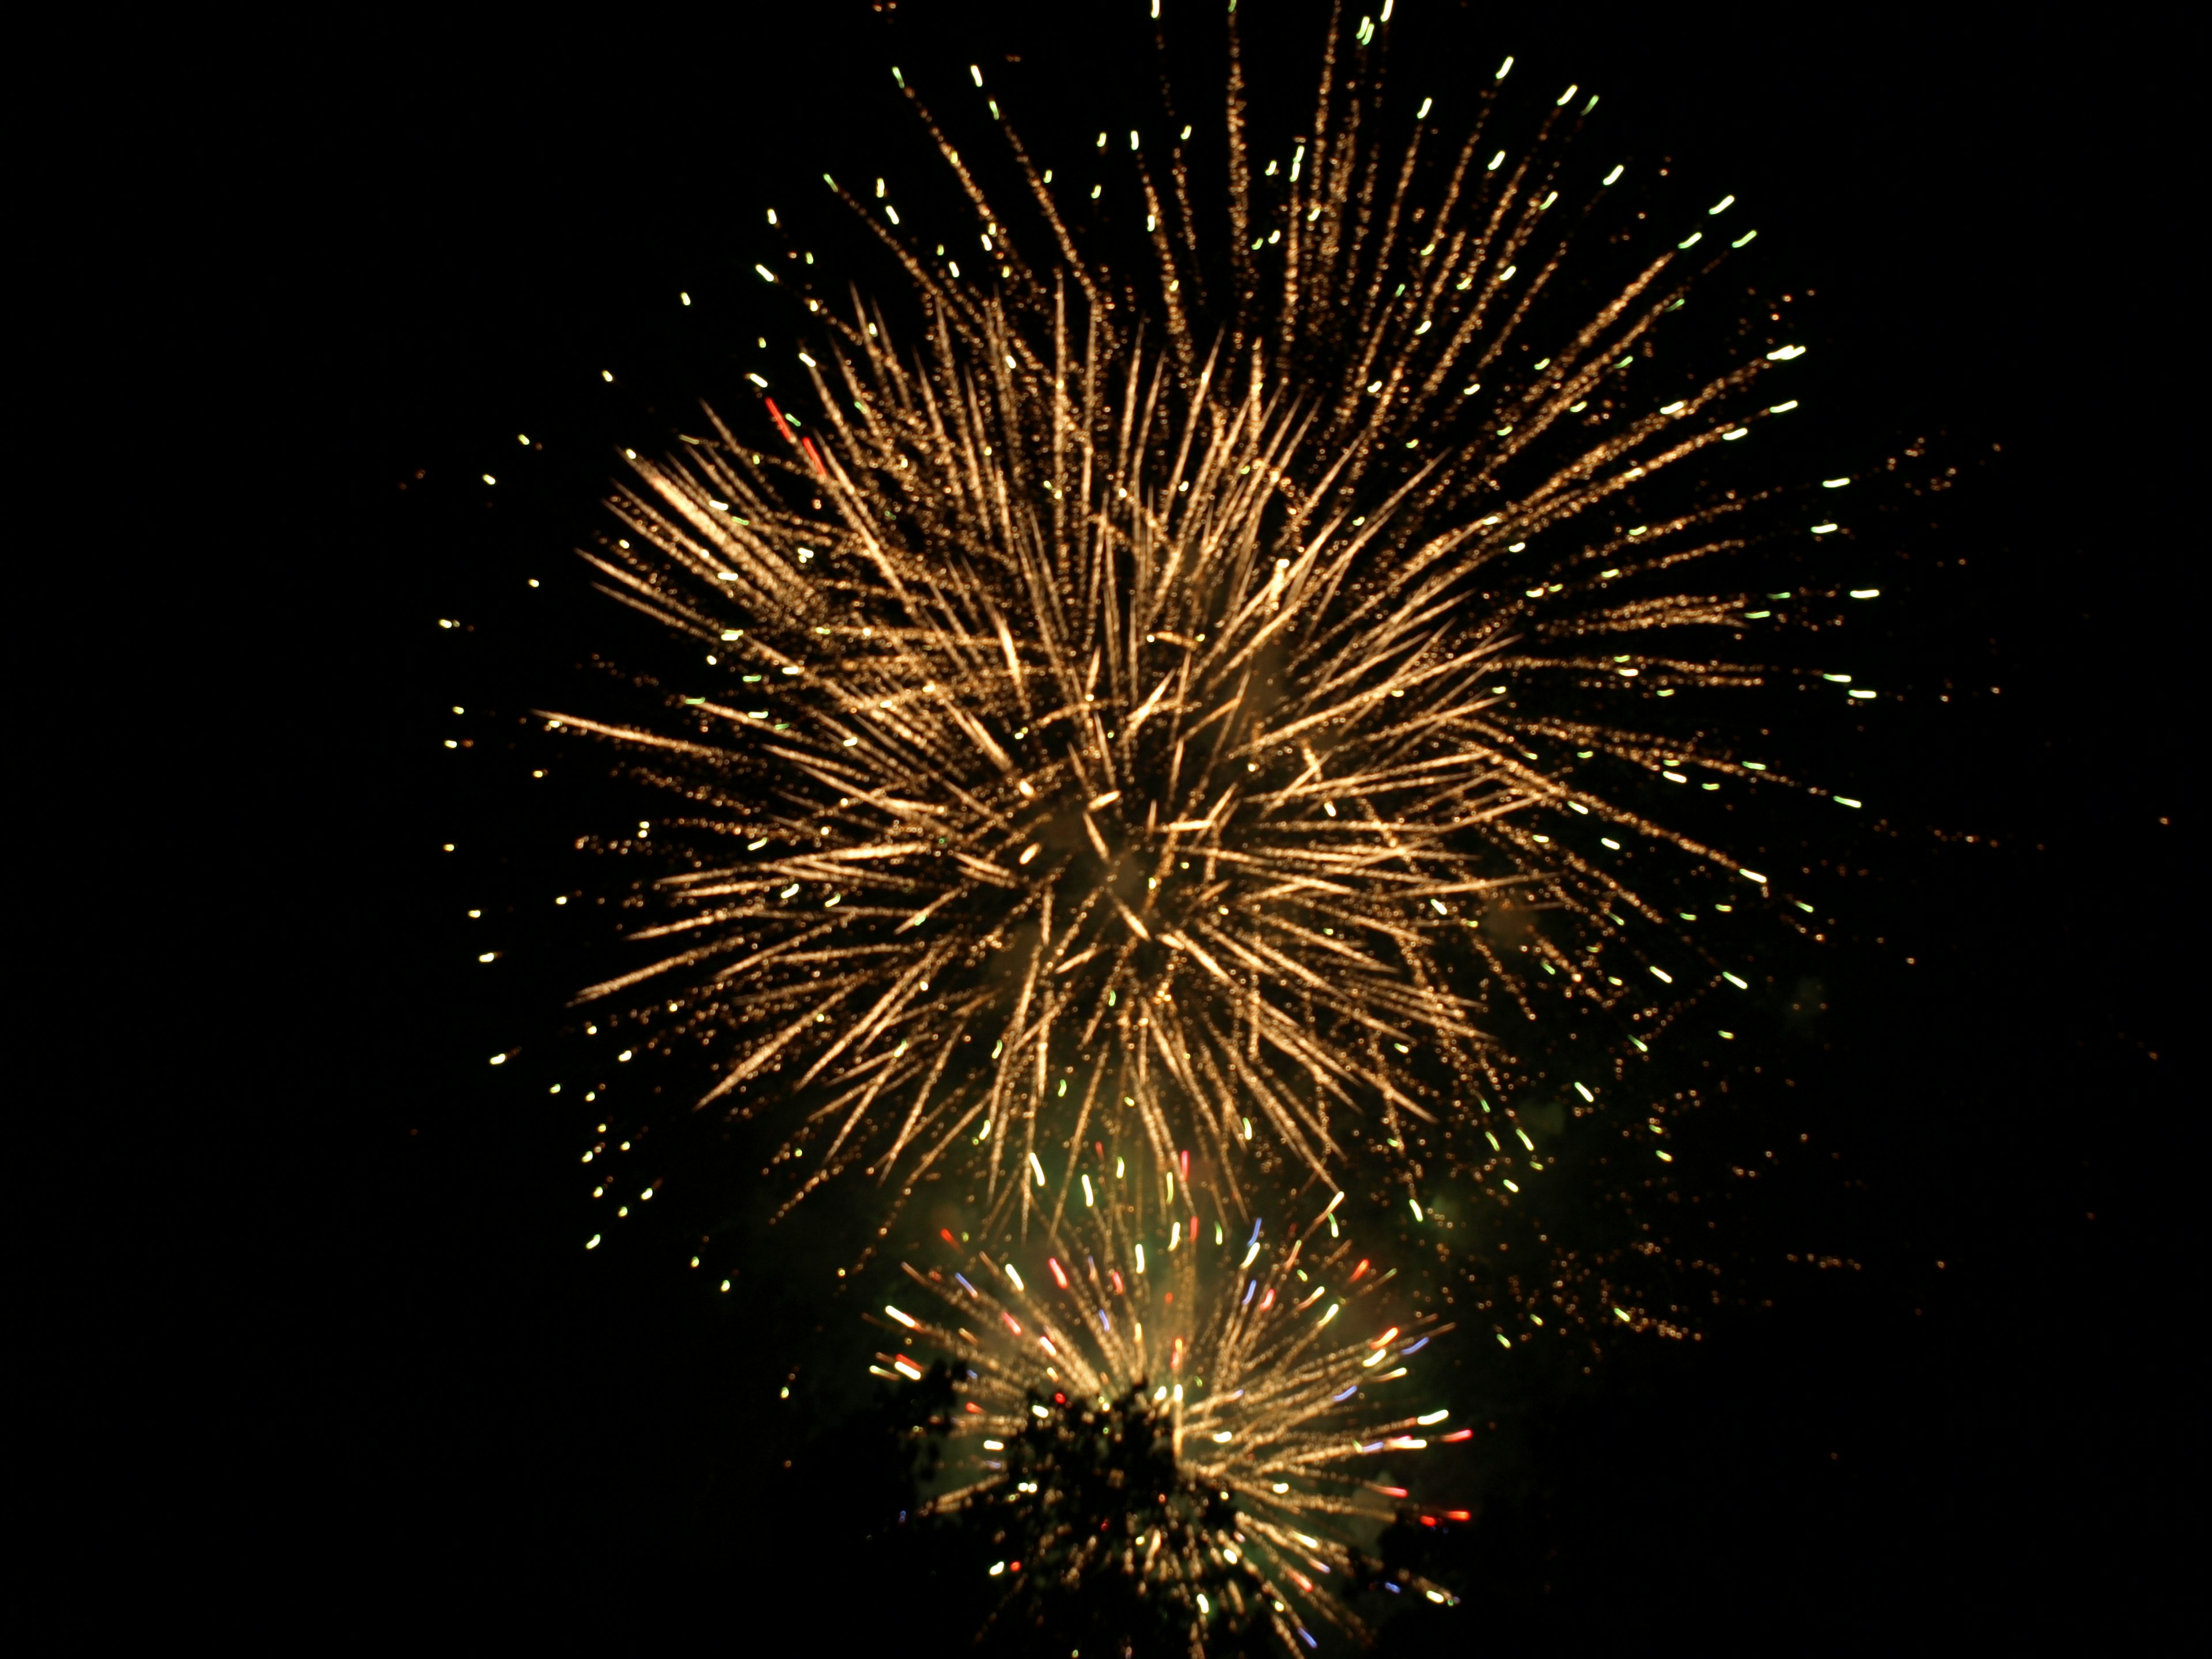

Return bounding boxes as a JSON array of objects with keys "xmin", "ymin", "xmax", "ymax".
[{"xmin": 870, "ymin": 1196, "xmax": 1467, "ymax": 1652}]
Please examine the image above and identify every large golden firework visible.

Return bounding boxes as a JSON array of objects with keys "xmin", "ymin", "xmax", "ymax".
[{"xmin": 549, "ymin": 12, "xmax": 1835, "ymax": 1247}]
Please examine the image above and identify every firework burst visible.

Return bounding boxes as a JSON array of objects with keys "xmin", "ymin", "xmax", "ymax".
[
  {"xmin": 869, "ymin": 1191, "xmax": 1463, "ymax": 1652},
  {"xmin": 548, "ymin": 12, "xmax": 1840, "ymax": 1242}
]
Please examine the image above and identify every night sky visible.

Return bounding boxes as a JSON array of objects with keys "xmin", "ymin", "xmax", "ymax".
[{"xmin": 270, "ymin": 2, "xmax": 2180, "ymax": 1643}]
